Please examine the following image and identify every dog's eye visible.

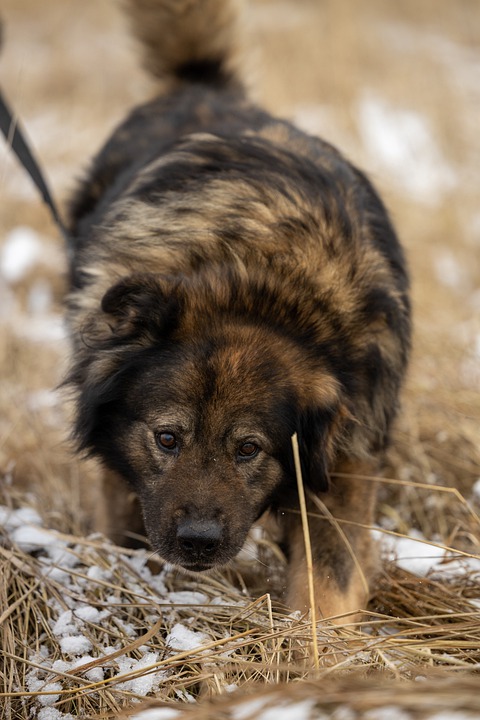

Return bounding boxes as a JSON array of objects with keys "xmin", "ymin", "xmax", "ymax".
[
  {"xmin": 237, "ymin": 442, "xmax": 260, "ymax": 459},
  {"xmin": 156, "ymin": 432, "xmax": 178, "ymax": 452}
]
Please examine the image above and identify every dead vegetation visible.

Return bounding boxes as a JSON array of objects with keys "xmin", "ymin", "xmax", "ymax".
[
  {"xmin": 1, "ymin": 507, "xmax": 480, "ymax": 718},
  {"xmin": 1, "ymin": 0, "xmax": 479, "ymax": 718}
]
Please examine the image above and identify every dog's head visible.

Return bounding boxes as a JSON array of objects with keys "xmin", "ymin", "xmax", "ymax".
[{"xmin": 71, "ymin": 271, "xmax": 352, "ymax": 570}]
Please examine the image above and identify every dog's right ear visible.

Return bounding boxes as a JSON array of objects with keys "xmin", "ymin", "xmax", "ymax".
[
  {"xmin": 96, "ymin": 272, "xmax": 180, "ymax": 346},
  {"xmin": 69, "ymin": 273, "xmax": 181, "ymax": 455}
]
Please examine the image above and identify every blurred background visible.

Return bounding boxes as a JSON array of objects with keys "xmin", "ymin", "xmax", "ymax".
[{"xmin": 0, "ymin": 0, "xmax": 479, "ymax": 546}]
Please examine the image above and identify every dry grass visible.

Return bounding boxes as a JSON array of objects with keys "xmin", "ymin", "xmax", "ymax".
[
  {"xmin": 124, "ymin": 673, "xmax": 480, "ymax": 719},
  {"xmin": 1, "ymin": 509, "xmax": 480, "ymax": 718},
  {"xmin": 1, "ymin": 0, "xmax": 480, "ymax": 718}
]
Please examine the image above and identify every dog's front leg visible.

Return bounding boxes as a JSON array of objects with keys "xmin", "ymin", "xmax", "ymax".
[
  {"xmin": 284, "ymin": 460, "xmax": 379, "ymax": 624},
  {"xmin": 94, "ymin": 468, "xmax": 146, "ymax": 548}
]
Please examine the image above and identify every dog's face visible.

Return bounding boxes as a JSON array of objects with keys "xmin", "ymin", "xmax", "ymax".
[
  {"xmin": 75, "ymin": 272, "xmax": 346, "ymax": 571},
  {"xmin": 103, "ymin": 336, "xmax": 294, "ymax": 570}
]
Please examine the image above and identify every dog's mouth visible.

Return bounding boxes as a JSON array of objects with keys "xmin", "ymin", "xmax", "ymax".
[
  {"xmin": 177, "ymin": 560, "xmax": 217, "ymax": 573},
  {"xmin": 155, "ymin": 549, "xmax": 232, "ymax": 574}
]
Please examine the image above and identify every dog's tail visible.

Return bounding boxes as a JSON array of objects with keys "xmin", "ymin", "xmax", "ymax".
[{"xmin": 125, "ymin": 0, "xmax": 244, "ymax": 89}]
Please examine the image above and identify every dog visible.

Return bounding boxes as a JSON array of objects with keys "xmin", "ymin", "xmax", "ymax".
[{"xmin": 65, "ymin": 0, "xmax": 411, "ymax": 621}]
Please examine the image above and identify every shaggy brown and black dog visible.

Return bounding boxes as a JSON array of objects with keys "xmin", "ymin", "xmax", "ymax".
[{"xmin": 66, "ymin": 0, "xmax": 410, "ymax": 620}]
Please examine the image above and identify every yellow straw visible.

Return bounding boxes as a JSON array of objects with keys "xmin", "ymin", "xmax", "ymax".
[{"xmin": 291, "ymin": 433, "xmax": 320, "ymax": 669}]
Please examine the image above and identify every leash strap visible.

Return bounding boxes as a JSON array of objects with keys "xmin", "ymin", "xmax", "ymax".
[{"xmin": 0, "ymin": 86, "xmax": 70, "ymax": 241}]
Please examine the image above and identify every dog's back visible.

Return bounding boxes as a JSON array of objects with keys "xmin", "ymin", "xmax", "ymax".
[{"xmin": 66, "ymin": 0, "xmax": 411, "ymax": 621}]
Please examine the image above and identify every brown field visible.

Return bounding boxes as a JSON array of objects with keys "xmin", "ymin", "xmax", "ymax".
[{"xmin": 1, "ymin": 1, "xmax": 479, "ymax": 718}]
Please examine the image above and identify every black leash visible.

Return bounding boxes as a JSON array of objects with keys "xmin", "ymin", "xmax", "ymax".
[{"xmin": 0, "ymin": 86, "xmax": 71, "ymax": 243}]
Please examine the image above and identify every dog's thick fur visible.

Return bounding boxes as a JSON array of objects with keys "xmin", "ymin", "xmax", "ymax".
[{"xmin": 66, "ymin": 0, "xmax": 411, "ymax": 620}]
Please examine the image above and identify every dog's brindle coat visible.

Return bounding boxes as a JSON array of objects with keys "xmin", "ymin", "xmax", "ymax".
[{"xmin": 66, "ymin": 0, "xmax": 410, "ymax": 620}]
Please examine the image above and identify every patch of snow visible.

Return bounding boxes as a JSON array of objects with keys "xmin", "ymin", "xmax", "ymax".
[
  {"xmin": 364, "ymin": 708, "xmax": 411, "ymax": 720},
  {"xmin": 50, "ymin": 651, "xmax": 106, "ymax": 690},
  {"xmin": 48, "ymin": 545, "xmax": 79, "ymax": 568},
  {"xmin": 166, "ymin": 623, "xmax": 209, "ymax": 652},
  {"xmin": 114, "ymin": 617, "xmax": 136, "ymax": 637},
  {"xmin": 166, "ymin": 591, "xmax": 208, "ymax": 605},
  {"xmin": 376, "ymin": 528, "xmax": 480, "ymax": 580},
  {"xmin": 51, "ymin": 658, "xmax": 72, "ymax": 675},
  {"xmin": 233, "ymin": 696, "xmax": 271, "ymax": 720},
  {"xmin": 85, "ymin": 664, "xmax": 105, "ymax": 683},
  {"xmin": 38, "ymin": 683, "xmax": 63, "ymax": 707},
  {"xmin": 13, "ymin": 312, "xmax": 67, "ymax": 342},
  {"xmin": 331, "ymin": 708, "xmax": 357, "ymax": 720},
  {"xmin": 53, "ymin": 610, "xmax": 79, "ymax": 638},
  {"xmin": 74, "ymin": 605, "xmax": 102, "ymax": 623},
  {"xmin": 149, "ymin": 573, "xmax": 169, "ymax": 596},
  {"xmin": 26, "ymin": 674, "xmax": 62, "ymax": 707},
  {"xmin": 115, "ymin": 652, "xmax": 164, "ymax": 695},
  {"xmin": 118, "ymin": 551, "xmax": 169, "ymax": 597},
  {"xmin": 37, "ymin": 709, "xmax": 75, "ymax": 720},
  {"xmin": 60, "ymin": 635, "xmax": 93, "ymax": 656},
  {"xmin": 236, "ymin": 527, "xmax": 263, "ymax": 563},
  {"xmin": 0, "ymin": 226, "xmax": 43, "ymax": 282},
  {"xmin": 357, "ymin": 92, "xmax": 457, "ymax": 204},
  {"xmin": 28, "ymin": 279, "xmax": 54, "ymax": 315},
  {"xmin": 121, "ymin": 551, "xmax": 150, "ymax": 574},
  {"xmin": 433, "ymin": 250, "xmax": 468, "ymax": 291},
  {"xmin": 69, "ymin": 654, "xmax": 105, "ymax": 683},
  {"xmin": 11, "ymin": 525, "xmax": 58, "ymax": 553},
  {"xmin": 27, "ymin": 388, "xmax": 61, "ymax": 411},
  {"xmin": 176, "ymin": 688, "xmax": 197, "ymax": 703},
  {"xmin": 471, "ymin": 478, "xmax": 480, "ymax": 502},
  {"xmin": 86, "ymin": 564, "xmax": 110, "ymax": 583},
  {"xmin": 131, "ymin": 709, "xmax": 181, "ymax": 720},
  {"xmin": 258, "ymin": 699, "xmax": 320, "ymax": 720},
  {"xmin": 41, "ymin": 564, "xmax": 72, "ymax": 585},
  {"xmin": 0, "ymin": 505, "xmax": 42, "ymax": 530},
  {"xmin": 130, "ymin": 654, "xmax": 162, "ymax": 696}
]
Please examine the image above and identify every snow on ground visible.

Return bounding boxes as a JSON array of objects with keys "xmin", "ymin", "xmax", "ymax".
[
  {"xmin": 357, "ymin": 92, "xmax": 457, "ymax": 204},
  {"xmin": 132, "ymin": 709, "xmax": 181, "ymax": 720},
  {"xmin": 0, "ymin": 226, "xmax": 45, "ymax": 282},
  {"xmin": 375, "ymin": 526, "xmax": 480, "ymax": 579},
  {"xmin": 0, "ymin": 504, "xmax": 237, "ymax": 716},
  {"xmin": 2, "ymin": 501, "xmax": 480, "ymax": 720},
  {"xmin": 433, "ymin": 249, "xmax": 470, "ymax": 292},
  {"xmin": 11, "ymin": 310, "xmax": 67, "ymax": 342},
  {"xmin": 472, "ymin": 479, "xmax": 480, "ymax": 503},
  {"xmin": 165, "ymin": 623, "xmax": 210, "ymax": 653},
  {"xmin": 0, "ymin": 225, "xmax": 67, "ymax": 344},
  {"xmin": 0, "ymin": 226, "xmax": 64, "ymax": 281}
]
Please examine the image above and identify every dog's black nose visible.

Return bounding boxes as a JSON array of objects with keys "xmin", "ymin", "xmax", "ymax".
[{"xmin": 176, "ymin": 518, "xmax": 222, "ymax": 560}]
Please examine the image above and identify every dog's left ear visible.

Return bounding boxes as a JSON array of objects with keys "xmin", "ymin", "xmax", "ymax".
[
  {"xmin": 298, "ymin": 402, "xmax": 352, "ymax": 493},
  {"xmin": 100, "ymin": 272, "xmax": 180, "ymax": 343},
  {"xmin": 298, "ymin": 406, "xmax": 334, "ymax": 493}
]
